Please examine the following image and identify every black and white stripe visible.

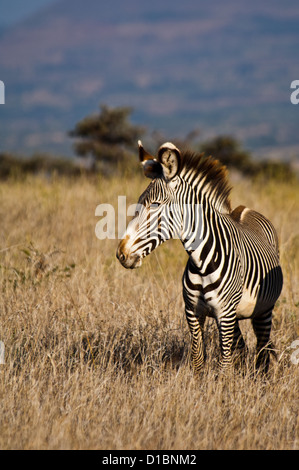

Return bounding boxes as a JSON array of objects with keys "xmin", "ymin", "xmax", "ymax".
[{"xmin": 117, "ymin": 142, "xmax": 283, "ymax": 373}]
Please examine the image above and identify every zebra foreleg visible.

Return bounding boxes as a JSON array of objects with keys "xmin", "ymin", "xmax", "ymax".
[
  {"xmin": 182, "ymin": 261, "xmax": 206, "ymax": 373},
  {"xmin": 185, "ymin": 309, "xmax": 206, "ymax": 372},
  {"xmin": 217, "ymin": 311, "xmax": 237, "ymax": 370}
]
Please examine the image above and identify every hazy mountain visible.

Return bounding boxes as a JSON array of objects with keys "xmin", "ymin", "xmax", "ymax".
[
  {"xmin": 0, "ymin": 0, "xmax": 57, "ymax": 27},
  {"xmin": 1, "ymin": 0, "xmax": 299, "ymax": 158}
]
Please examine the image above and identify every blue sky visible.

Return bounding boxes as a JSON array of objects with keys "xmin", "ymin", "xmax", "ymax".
[{"xmin": 1, "ymin": 0, "xmax": 56, "ymax": 26}]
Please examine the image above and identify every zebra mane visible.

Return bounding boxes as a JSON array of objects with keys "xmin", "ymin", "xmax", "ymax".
[{"xmin": 179, "ymin": 150, "xmax": 232, "ymax": 213}]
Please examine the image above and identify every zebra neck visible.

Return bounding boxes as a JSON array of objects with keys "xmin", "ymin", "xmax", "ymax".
[
  {"xmin": 180, "ymin": 171, "xmax": 231, "ymax": 213},
  {"xmin": 179, "ymin": 193, "xmax": 205, "ymax": 254},
  {"xmin": 179, "ymin": 192, "xmax": 222, "ymax": 263}
]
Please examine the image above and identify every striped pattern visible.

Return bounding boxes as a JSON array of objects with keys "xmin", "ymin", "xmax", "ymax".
[{"xmin": 117, "ymin": 142, "xmax": 283, "ymax": 373}]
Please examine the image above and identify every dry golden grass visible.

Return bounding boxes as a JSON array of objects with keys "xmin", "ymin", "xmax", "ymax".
[{"xmin": 0, "ymin": 172, "xmax": 298, "ymax": 450}]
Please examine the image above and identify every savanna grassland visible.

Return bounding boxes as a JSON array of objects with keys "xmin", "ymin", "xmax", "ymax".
[{"xmin": 0, "ymin": 171, "xmax": 298, "ymax": 450}]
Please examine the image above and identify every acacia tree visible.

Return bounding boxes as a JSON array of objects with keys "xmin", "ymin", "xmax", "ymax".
[{"xmin": 69, "ymin": 105, "xmax": 145, "ymax": 169}]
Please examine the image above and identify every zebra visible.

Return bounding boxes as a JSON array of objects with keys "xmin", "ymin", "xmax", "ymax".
[{"xmin": 117, "ymin": 141, "xmax": 283, "ymax": 373}]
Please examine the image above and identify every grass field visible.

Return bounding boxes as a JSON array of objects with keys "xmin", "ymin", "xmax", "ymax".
[{"xmin": 0, "ymin": 172, "xmax": 298, "ymax": 450}]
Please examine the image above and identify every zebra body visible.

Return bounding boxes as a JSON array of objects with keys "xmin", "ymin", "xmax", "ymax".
[{"xmin": 117, "ymin": 141, "xmax": 283, "ymax": 372}]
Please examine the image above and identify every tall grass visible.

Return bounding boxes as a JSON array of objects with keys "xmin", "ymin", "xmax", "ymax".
[{"xmin": 0, "ymin": 173, "xmax": 298, "ymax": 449}]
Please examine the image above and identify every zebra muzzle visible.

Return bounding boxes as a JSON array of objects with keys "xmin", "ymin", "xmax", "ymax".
[{"xmin": 116, "ymin": 245, "xmax": 142, "ymax": 269}]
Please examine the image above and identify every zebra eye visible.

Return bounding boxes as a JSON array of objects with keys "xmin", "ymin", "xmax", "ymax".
[{"xmin": 150, "ymin": 202, "xmax": 161, "ymax": 208}]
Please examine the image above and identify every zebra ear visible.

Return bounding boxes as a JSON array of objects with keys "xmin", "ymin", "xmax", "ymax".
[
  {"xmin": 158, "ymin": 142, "xmax": 181, "ymax": 181},
  {"xmin": 138, "ymin": 140, "xmax": 155, "ymax": 162},
  {"xmin": 138, "ymin": 140, "xmax": 163, "ymax": 179}
]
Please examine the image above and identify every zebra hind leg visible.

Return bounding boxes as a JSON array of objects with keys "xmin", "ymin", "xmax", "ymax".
[
  {"xmin": 251, "ymin": 308, "xmax": 275, "ymax": 374},
  {"xmin": 232, "ymin": 320, "xmax": 246, "ymax": 351},
  {"xmin": 231, "ymin": 320, "xmax": 247, "ymax": 368}
]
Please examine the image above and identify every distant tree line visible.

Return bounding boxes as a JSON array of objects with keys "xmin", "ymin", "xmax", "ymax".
[
  {"xmin": 0, "ymin": 104, "xmax": 296, "ymax": 181},
  {"xmin": 199, "ymin": 135, "xmax": 295, "ymax": 181},
  {"xmin": 68, "ymin": 104, "xmax": 296, "ymax": 181},
  {"xmin": 0, "ymin": 153, "xmax": 82, "ymax": 178}
]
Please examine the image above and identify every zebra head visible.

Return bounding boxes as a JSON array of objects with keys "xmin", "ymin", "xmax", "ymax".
[{"xmin": 117, "ymin": 141, "xmax": 182, "ymax": 269}]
